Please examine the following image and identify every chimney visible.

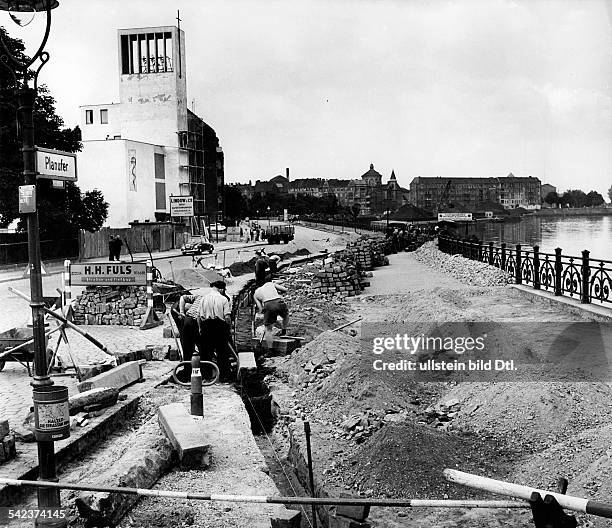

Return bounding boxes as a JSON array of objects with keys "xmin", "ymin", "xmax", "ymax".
[{"xmin": 286, "ymin": 167, "xmax": 290, "ymax": 181}]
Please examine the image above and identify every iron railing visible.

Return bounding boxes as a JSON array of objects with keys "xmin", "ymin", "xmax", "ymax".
[{"xmin": 438, "ymin": 236, "xmax": 612, "ymax": 305}]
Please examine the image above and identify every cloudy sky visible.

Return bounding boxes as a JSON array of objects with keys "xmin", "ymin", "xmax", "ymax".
[{"xmin": 5, "ymin": 0, "xmax": 612, "ymax": 196}]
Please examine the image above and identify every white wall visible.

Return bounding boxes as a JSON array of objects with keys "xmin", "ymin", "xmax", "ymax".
[
  {"xmin": 80, "ymin": 104, "xmax": 121, "ymax": 141},
  {"xmin": 78, "ymin": 139, "xmax": 166, "ymax": 227}
]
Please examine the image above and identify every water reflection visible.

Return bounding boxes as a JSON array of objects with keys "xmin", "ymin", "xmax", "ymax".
[{"xmin": 467, "ymin": 216, "xmax": 612, "ymax": 260}]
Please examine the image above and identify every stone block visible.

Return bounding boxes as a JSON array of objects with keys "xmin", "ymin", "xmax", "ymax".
[
  {"xmin": 0, "ymin": 420, "xmax": 9, "ymax": 439},
  {"xmin": 270, "ymin": 508, "xmax": 301, "ymax": 528},
  {"xmin": 336, "ymin": 497, "xmax": 370, "ymax": 521},
  {"xmin": 77, "ymin": 361, "xmax": 143, "ymax": 393},
  {"xmin": 2, "ymin": 434, "xmax": 16, "ymax": 460},
  {"xmin": 162, "ymin": 326, "xmax": 174, "ymax": 338},
  {"xmin": 158, "ymin": 403, "xmax": 211, "ymax": 469},
  {"xmin": 328, "ymin": 514, "xmax": 371, "ymax": 528},
  {"xmin": 151, "ymin": 345, "xmax": 170, "ymax": 361}
]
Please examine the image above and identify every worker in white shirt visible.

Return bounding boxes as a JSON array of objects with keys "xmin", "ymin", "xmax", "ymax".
[
  {"xmin": 199, "ymin": 281, "xmax": 233, "ymax": 382},
  {"xmin": 253, "ymin": 279, "xmax": 289, "ymax": 345}
]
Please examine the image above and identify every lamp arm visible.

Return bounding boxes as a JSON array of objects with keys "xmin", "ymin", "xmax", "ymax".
[{"xmin": 0, "ymin": 1, "xmax": 53, "ymax": 75}]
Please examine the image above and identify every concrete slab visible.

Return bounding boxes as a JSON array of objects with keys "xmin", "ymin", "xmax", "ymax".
[
  {"xmin": 126, "ymin": 386, "xmax": 301, "ymax": 528},
  {"xmin": 158, "ymin": 402, "xmax": 211, "ymax": 469},
  {"xmin": 238, "ymin": 351, "xmax": 257, "ymax": 371},
  {"xmin": 77, "ymin": 360, "xmax": 144, "ymax": 392}
]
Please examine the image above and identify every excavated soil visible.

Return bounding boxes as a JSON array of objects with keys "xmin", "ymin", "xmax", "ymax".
[{"xmin": 263, "ymin": 247, "xmax": 612, "ymax": 528}]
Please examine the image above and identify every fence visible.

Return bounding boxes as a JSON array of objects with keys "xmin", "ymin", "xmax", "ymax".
[
  {"xmin": 299, "ymin": 219, "xmax": 384, "ymax": 234},
  {"xmin": 438, "ymin": 236, "xmax": 612, "ymax": 306},
  {"xmin": 0, "ymin": 237, "xmax": 78, "ymax": 266},
  {"xmin": 78, "ymin": 223, "xmax": 190, "ymax": 260}
]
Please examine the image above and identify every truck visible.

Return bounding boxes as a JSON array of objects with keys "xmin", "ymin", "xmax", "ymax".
[{"xmin": 264, "ymin": 224, "xmax": 295, "ymax": 244}]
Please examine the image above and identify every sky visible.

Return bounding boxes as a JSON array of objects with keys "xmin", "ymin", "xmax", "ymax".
[{"xmin": 4, "ymin": 0, "xmax": 612, "ymax": 197}]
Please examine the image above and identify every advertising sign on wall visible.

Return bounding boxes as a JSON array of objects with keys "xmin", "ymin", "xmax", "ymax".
[
  {"xmin": 170, "ymin": 195, "xmax": 194, "ymax": 217},
  {"xmin": 70, "ymin": 262, "xmax": 147, "ymax": 286}
]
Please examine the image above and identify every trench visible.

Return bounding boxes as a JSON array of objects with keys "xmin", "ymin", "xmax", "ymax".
[{"xmin": 232, "ymin": 285, "xmax": 327, "ymax": 528}]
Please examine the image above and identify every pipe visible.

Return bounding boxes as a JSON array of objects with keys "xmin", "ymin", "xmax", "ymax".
[
  {"xmin": 332, "ymin": 317, "xmax": 362, "ymax": 332},
  {"xmin": 444, "ymin": 469, "xmax": 612, "ymax": 519},
  {"xmin": 0, "ymin": 478, "xmax": 529, "ymax": 508},
  {"xmin": 8, "ymin": 286, "xmax": 114, "ymax": 358}
]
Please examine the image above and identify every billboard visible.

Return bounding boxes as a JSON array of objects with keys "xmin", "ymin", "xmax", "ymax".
[{"xmin": 170, "ymin": 195, "xmax": 194, "ymax": 217}]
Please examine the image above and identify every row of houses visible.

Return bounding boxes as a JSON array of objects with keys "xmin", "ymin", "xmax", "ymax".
[
  {"xmin": 231, "ymin": 164, "xmax": 410, "ymax": 216},
  {"xmin": 232, "ymin": 170, "xmax": 546, "ymax": 216}
]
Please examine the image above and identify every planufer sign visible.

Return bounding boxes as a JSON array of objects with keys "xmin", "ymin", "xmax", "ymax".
[
  {"xmin": 70, "ymin": 262, "xmax": 147, "ymax": 286},
  {"xmin": 35, "ymin": 146, "xmax": 77, "ymax": 182}
]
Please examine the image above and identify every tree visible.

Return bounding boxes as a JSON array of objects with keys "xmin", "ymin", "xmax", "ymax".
[
  {"xmin": 224, "ymin": 185, "xmax": 248, "ymax": 221},
  {"xmin": 350, "ymin": 203, "xmax": 361, "ymax": 221},
  {"xmin": 586, "ymin": 190, "xmax": 605, "ymax": 207},
  {"xmin": 0, "ymin": 27, "xmax": 106, "ymax": 234},
  {"xmin": 561, "ymin": 189, "xmax": 588, "ymax": 208},
  {"xmin": 544, "ymin": 191, "xmax": 559, "ymax": 206}
]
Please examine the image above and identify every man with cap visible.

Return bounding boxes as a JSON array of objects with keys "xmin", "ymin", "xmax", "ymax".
[
  {"xmin": 199, "ymin": 281, "xmax": 234, "ymax": 381},
  {"xmin": 254, "ymin": 250, "xmax": 269, "ymax": 287}
]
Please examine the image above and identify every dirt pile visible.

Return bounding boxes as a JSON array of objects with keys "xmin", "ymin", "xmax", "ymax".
[
  {"xmin": 341, "ymin": 423, "xmax": 510, "ymax": 498},
  {"xmin": 442, "ymin": 381, "xmax": 612, "ymax": 452},
  {"xmin": 274, "ymin": 330, "xmax": 440, "ymax": 427},
  {"xmin": 413, "ymin": 241, "xmax": 512, "ymax": 286}
]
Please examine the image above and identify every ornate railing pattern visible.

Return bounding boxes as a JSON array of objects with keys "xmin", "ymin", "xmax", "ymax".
[{"xmin": 438, "ymin": 236, "xmax": 612, "ymax": 306}]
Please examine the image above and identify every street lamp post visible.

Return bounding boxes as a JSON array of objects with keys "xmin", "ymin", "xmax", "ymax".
[
  {"xmin": 267, "ymin": 205, "xmax": 271, "ymax": 228},
  {"xmin": 0, "ymin": 2, "xmax": 67, "ymax": 526}
]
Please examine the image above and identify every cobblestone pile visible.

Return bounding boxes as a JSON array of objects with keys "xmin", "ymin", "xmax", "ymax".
[
  {"xmin": 414, "ymin": 241, "xmax": 513, "ymax": 286},
  {"xmin": 73, "ymin": 286, "xmax": 148, "ymax": 326},
  {"xmin": 311, "ymin": 260, "xmax": 363, "ymax": 297}
]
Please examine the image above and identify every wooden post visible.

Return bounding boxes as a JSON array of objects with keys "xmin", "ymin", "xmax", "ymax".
[
  {"xmin": 140, "ymin": 259, "xmax": 162, "ymax": 330},
  {"xmin": 488, "ymin": 242, "xmax": 494, "ymax": 265},
  {"xmin": 63, "ymin": 259, "xmax": 71, "ymax": 308},
  {"xmin": 501, "ymin": 243, "xmax": 506, "ymax": 270}
]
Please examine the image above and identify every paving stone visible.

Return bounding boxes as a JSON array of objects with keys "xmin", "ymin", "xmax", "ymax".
[
  {"xmin": 158, "ymin": 402, "xmax": 211, "ymax": 469},
  {"xmin": 77, "ymin": 361, "xmax": 144, "ymax": 393},
  {"xmin": 0, "ymin": 420, "xmax": 9, "ymax": 439}
]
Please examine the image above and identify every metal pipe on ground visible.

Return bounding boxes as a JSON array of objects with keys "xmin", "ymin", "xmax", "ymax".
[
  {"xmin": 0, "ymin": 478, "xmax": 529, "ymax": 508},
  {"xmin": 444, "ymin": 469, "xmax": 612, "ymax": 519},
  {"xmin": 332, "ymin": 317, "xmax": 362, "ymax": 332},
  {"xmin": 8, "ymin": 286, "xmax": 114, "ymax": 358}
]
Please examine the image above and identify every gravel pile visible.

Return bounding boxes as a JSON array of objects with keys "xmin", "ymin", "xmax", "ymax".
[{"xmin": 413, "ymin": 241, "xmax": 513, "ymax": 286}]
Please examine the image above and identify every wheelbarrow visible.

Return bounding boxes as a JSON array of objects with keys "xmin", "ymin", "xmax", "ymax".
[{"xmin": 0, "ymin": 327, "xmax": 50, "ymax": 375}]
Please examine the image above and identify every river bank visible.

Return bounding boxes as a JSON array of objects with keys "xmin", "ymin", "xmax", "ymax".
[
  {"xmin": 534, "ymin": 207, "xmax": 612, "ymax": 216},
  {"xmin": 261, "ymin": 241, "xmax": 612, "ymax": 528}
]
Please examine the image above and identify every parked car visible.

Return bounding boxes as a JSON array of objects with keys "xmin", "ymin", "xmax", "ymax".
[{"xmin": 181, "ymin": 239, "xmax": 214, "ymax": 255}]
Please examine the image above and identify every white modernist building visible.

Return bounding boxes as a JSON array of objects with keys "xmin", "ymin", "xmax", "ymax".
[{"xmin": 78, "ymin": 25, "xmax": 224, "ymax": 228}]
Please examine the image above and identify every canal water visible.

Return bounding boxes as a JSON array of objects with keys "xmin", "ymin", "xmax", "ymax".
[{"xmin": 467, "ymin": 215, "xmax": 612, "ymax": 261}]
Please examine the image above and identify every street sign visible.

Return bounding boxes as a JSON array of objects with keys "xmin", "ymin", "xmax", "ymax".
[
  {"xmin": 18, "ymin": 184, "xmax": 36, "ymax": 213},
  {"xmin": 35, "ymin": 147, "xmax": 77, "ymax": 181},
  {"xmin": 438, "ymin": 212, "xmax": 473, "ymax": 221},
  {"xmin": 70, "ymin": 262, "xmax": 147, "ymax": 286},
  {"xmin": 169, "ymin": 195, "xmax": 194, "ymax": 217}
]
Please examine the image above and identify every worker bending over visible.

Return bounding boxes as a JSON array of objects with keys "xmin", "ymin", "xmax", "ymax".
[
  {"xmin": 253, "ymin": 279, "xmax": 289, "ymax": 346},
  {"xmin": 199, "ymin": 280, "xmax": 234, "ymax": 382}
]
